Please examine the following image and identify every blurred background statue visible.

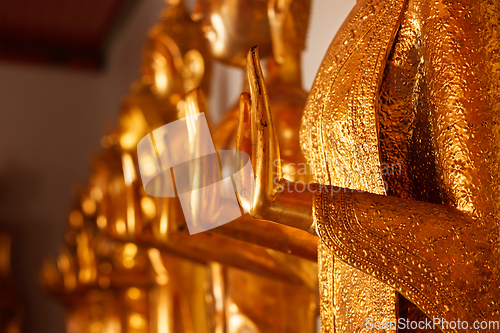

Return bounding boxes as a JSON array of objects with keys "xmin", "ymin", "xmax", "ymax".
[
  {"xmin": 42, "ymin": 1, "xmax": 213, "ymax": 332},
  {"xmin": 43, "ymin": 0, "xmax": 319, "ymax": 332}
]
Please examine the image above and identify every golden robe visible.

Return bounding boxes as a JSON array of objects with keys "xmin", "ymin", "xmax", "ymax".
[{"xmin": 300, "ymin": 0, "xmax": 500, "ymax": 331}]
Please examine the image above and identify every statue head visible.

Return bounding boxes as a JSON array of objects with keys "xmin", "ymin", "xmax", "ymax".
[
  {"xmin": 140, "ymin": 0, "xmax": 212, "ymax": 97},
  {"xmin": 118, "ymin": 0, "xmax": 213, "ymax": 151},
  {"xmin": 141, "ymin": 31, "xmax": 186, "ymax": 99},
  {"xmin": 193, "ymin": 0, "xmax": 311, "ymax": 67}
]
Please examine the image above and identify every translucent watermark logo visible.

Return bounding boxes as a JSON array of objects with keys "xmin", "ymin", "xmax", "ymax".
[
  {"xmin": 365, "ymin": 318, "xmax": 500, "ymax": 331},
  {"xmin": 137, "ymin": 113, "xmax": 254, "ymax": 235},
  {"xmin": 270, "ymin": 160, "xmax": 402, "ymax": 195}
]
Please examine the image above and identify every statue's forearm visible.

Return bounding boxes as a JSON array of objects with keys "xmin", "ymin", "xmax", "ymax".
[
  {"xmin": 253, "ymin": 179, "xmax": 316, "ymax": 235},
  {"xmin": 253, "ymin": 175, "xmax": 498, "ymax": 325},
  {"xmin": 314, "ymin": 187, "xmax": 499, "ymax": 328}
]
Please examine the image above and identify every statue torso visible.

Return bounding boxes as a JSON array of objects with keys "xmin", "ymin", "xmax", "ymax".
[{"xmin": 300, "ymin": 0, "xmax": 500, "ymax": 329}]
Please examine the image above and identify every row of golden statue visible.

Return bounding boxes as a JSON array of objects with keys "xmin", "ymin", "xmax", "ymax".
[{"xmin": 40, "ymin": 0, "xmax": 499, "ymax": 332}]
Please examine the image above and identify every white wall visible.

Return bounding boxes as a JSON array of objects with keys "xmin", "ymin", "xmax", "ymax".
[
  {"xmin": 0, "ymin": 0, "xmax": 355, "ymax": 332},
  {"xmin": 304, "ymin": 0, "xmax": 356, "ymax": 89}
]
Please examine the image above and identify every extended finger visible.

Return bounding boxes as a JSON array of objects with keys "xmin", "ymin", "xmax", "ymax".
[
  {"xmin": 246, "ymin": 46, "xmax": 282, "ymax": 194},
  {"xmin": 237, "ymin": 92, "xmax": 254, "ymax": 168}
]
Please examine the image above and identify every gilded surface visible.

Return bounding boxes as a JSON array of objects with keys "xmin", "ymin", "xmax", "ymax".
[
  {"xmin": 301, "ymin": 0, "xmax": 500, "ymax": 331},
  {"xmin": 318, "ymin": 241, "xmax": 335, "ymax": 333},
  {"xmin": 300, "ymin": 0, "xmax": 408, "ymax": 330},
  {"xmin": 42, "ymin": 1, "xmax": 214, "ymax": 331},
  {"xmin": 314, "ymin": 188, "xmax": 499, "ymax": 332}
]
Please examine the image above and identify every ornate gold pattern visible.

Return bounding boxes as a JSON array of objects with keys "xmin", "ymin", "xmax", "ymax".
[
  {"xmin": 317, "ymin": 241, "xmax": 335, "ymax": 333},
  {"xmin": 301, "ymin": 0, "xmax": 408, "ymax": 330},
  {"xmin": 299, "ymin": 0, "xmax": 500, "ymax": 331},
  {"xmin": 314, "ymin": 187, "xmax": 499, "ymax": 332}
]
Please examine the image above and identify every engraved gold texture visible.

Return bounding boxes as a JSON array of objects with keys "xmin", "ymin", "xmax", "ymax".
[
  {"xmin": 236, "ymin": 0, "xmax": 500, "ymax": 329},
  {"xmin": 314, "ymin": 188, "xmax": 499, "ymax": 332},
  {"xmin": 318, "ymin": 241, "xmax": 335, "ymax": 333},
  {"xmin": 301, "ymin": 0, "xmax": 500, "ymax": 331},
  {"xmin": 300, "ymin": 0, "xmax": 408, "ymax": 330}
]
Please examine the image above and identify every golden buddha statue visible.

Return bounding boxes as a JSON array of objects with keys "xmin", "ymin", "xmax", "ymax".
[
  {"xmin": 121, "ymin": 0, "xmax": 316, "ymax": 296},
  {"xmin": 90, "ymin": 1, "xmax": 215, "ymax": 330},
  {"xmin": 229, "ymin": 0, "xmax": 500, "ymax": 332},
  {"xmin": 42, "ymin": 1, "xmax": 213, "ymax": 332},
  {"xmin": 77, "ymin": 0, "xmax": 317, "ymax": 329},
  {"xmin": 40, "ymin": 188, "xmax": 151, "ymax": 333},
  {"xmin": 89, "ymin": 4, "xmax": 316, "ymax": 333},
  {"xmin": 116, "ymin": 0, "xmax": 211, "ymax": 154}
]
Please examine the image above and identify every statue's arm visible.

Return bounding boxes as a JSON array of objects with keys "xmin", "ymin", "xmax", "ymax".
[{"xmin": 314, "ymin": 187, "xmax": 498, "ymax": 327}]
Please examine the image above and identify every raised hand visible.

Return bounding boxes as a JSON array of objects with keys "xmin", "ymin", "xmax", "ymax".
[
  {"xmin": 237, "ymin": 46, "xmax": 316, "ymax": 234},
  {"xmin": 237, "ymin": 46, "xmax": 283, "ymax": 219}
]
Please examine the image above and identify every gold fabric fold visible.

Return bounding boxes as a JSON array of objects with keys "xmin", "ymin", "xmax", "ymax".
[
  {"xmin": 314, "ymin": 188, "xmax": 500, "ymax": 333},
  {"xmin": 301, "ymin": 0, "xmax": 500, "ymax": 331},
  {"xmin": 301, "ymin": 0, "xmax": 410, "ymax": 330}
]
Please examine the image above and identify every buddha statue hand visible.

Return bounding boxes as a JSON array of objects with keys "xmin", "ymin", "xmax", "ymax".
[{"xmin": 236, "ymin": 46, "xmax": 316, "ymax": 235}]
